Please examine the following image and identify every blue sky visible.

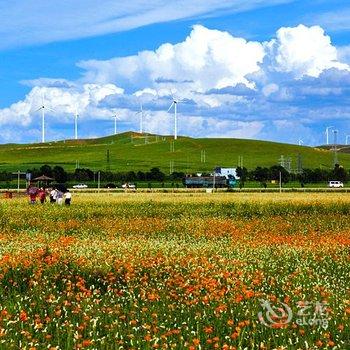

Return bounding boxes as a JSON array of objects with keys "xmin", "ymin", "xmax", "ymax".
[{"xmin": 0, "ymin": 0, "xmax": 350, "ymax": 145}]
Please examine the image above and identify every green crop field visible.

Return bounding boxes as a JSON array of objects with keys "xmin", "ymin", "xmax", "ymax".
[{"xmin": 0, "ymin": 132, "xmax": 348, "ymax": 172}]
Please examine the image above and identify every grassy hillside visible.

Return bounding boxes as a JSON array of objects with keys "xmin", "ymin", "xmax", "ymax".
[{"xmin": 0, "ymin": 132, "xmax": 349, "ymax": 173}]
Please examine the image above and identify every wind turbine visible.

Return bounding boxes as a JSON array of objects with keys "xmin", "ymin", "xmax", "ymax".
[
  {"xmin": 346, "ymin": 135, "xmax": 350, "ymax": 146},
  {"xmin": 136, "ymin": 104, "xmax": 144, "ymax": 134},
  {"xmin": 325, "ymin": 126, "xmax": 334, "ymax": 145},
  {"xmin": 167, "ymin": 93, "xmax": 183, "ymax": 140},
  {"xmin": 112, "ymin": 113, "xmax": 119, "ymax": 135},
  {"xmin": 74, "ymin": 108, "xmax": 79, "ymax": 140},
  {"xmin": 35, "ymin": 93, "xmax": 54, "ymax": 143},
  {"xmin": 298, "ymin": 139, "xmax": 304, "ymax": 146}
]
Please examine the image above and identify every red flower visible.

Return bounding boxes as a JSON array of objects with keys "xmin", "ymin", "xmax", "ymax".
[{"xmin": 19, "ymin": 310, "xmax": 28, "ymax": 322}]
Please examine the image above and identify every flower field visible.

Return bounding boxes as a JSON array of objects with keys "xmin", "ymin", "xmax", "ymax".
[{"xmin": 0, "ymin": 193, "xmax": 349, "ymax": 349}]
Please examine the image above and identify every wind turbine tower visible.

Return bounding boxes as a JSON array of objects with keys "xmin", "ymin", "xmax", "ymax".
[
  {"xmin": 346, "ymin": 135, "xmax": 350, "ymax": 145},
  {"xmin": 113, "ymin": 114, "xmax": 118, "ymax": 135},
  {"xmin": 35, "ymin": 94, "xmax": 54, "ymax": 143},
  {"xmin": 325, "ymin": 126, "xmax": 334, "ymax": 145},
  {"xmin": 74, "ymin": 108, "xmax": 79, "ymax": 140},
  {"xmin": 136, "ymin": 104, "xmax": 144, "ymax": 134},
  {"xmin": 333, "ymin": 129, "xmax": 339, "ymax": 166},
  {"xmin": 168, "ymin": 95, "xmax": 181, "ymax": 140}
]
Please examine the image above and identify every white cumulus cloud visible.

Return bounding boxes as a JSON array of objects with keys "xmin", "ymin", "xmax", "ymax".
[
  {"xmin": 0, "ymin": 24, "xmax": 349, "ymax": 144},
  {"xmin": 267, "ymin": 24, "xmax": 349, "ymax": 78},
  {"xmin": 0, "ymin": 83, "xmax": 124, "ymax": 126},
  {"xmin": 79, "ymin": 25, "xmax": 266, "ymax": 92}
]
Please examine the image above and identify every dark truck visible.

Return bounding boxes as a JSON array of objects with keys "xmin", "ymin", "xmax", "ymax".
[{"xmin": 183, "ymin": 175, "xmax": 237, "ymax": 188}]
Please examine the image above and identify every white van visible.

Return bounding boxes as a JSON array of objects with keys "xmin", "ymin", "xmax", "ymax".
[{"xmin": 328, "ymin": 181, "xmax": 344, "ymax": 188}]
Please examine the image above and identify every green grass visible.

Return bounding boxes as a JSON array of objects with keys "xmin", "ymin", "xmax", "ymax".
[{"xmin": 0, "ymin": 132, "xmax": 348, "ymax": 172}]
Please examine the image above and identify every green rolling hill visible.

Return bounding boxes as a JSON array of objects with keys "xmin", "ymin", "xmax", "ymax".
[{"xmin": 0, "ymin": 132, "xmax": 348, "ymax": 173}]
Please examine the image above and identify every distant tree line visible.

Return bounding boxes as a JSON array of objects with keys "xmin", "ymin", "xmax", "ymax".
[
  {"xmin": 237, "ymin": 164, "xmax": 349, "ymax": 186},
  {"xmin": 20, "ymin": 166, "xmax": 185, "ymax": 184},
  {"xmin": 0, "ymin": 164, "xmax": 348, "ymax": 185}
]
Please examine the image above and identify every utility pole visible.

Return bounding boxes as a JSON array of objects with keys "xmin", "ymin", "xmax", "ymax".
[
  {"xmin": 238, "ymin": 155, "xmax": 243, "ymax": 168},
  {"xmin": 279, "ymin": 155, "xmax": 285, "ymax": 168},
  {"xmin": 285, "ymin": 156, "xmax": 292, "ymax": 173},
  {"xmin": 333, "ymin": 129, "xmax": 338, "ymax": 166},
  {"xmin": 106, "ymin": 149, "xmax": 110, "ymax": 171},
  {"xmin": 297, "ymin": 153, "xmax": 303, "ymax": 174},
  {"xmin": 201, "ymin": 150, "xmax": 206, "ymax": 163},
  {"xmin": 97, "ymin": 171, "xmax": 101, "ymax": 193},
  {"xmin": 12, "ymin": 171, "xmax": 26, "ymax": 193},
  {"xmin": 279, "ymin": 171, "xmax": 282, "ymax": 193}
]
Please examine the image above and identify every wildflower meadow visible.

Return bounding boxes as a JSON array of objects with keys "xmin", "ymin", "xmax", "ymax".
[{"xmin": 0, "ymin": 193, "xmax": 349, "ymax": 349}]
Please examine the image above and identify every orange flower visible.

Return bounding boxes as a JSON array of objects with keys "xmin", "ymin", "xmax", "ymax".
[
  {"xmin": 192, "ymin": 338, "xmax": 200, "ymax": 346},
  {"xmin": 144, "ymin": 334, "xmax": 152, "ymax": 342},
  {"xmin": 19, "ymin": 310, "xmax": 28, "ymax": 322},
  {"xmin": 82, "ymin": 339, "xmax": 92, "ymax": 347},
  {"xmin": 315, "ymin": 340, "xmax": 323, "ymax": 347},
  {"xmin": 230, "ymin": 332, "xmax": 239, "ymax": 340},
  {"xmin": 204, "ymin": 326, "xmax": 213, "ymax": 334},
  {"xmin": 235, "ymin": 295, "xmax": 243, "ymax": 303},
  {"xmin": 227, "ymin": 319, "xmax": 234, "ymax": 326}
]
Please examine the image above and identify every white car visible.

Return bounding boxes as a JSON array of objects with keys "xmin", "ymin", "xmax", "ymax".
[
  {"xmin": 73, "ymin": 183, "xmax": 88, "ymax": 189},
  {"xmin": 328, "ymin": 181, "xmax": 344, "ymax": 188},
  {"xmin": 122, "ymin": 183, "xmax": 136, "ymax": 189}
]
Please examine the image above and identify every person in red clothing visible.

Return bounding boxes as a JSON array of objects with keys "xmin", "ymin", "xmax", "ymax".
[
  {"xmin": 38, "ymin": 188, "xmax": 47, "ymax": 204},
  {"xmin": 27, "ymin": 185, "xmax": 38, "ymax": 204}
]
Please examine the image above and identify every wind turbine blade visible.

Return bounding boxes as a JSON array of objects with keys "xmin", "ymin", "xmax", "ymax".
[
  {"xmin": 35, "ymin": 106, "xmax": 43, "ymax": 112},
  {"xmin": 167, "ymin": 102, "xmax": 174, "ymax": 112},
  {"xmin": 47, "ymin": 107, "xmax": 55, "ymax": 113}
]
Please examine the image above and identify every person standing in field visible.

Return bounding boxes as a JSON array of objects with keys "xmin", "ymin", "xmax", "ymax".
[
  {"xmin": 56, "ymin": 190, "xmax": 64, "ymax": 205},
  {"xmin": 27, "ymin": 185, "xmax": 38, "ymax": 204},
  {"xmin": 50, "ymin": 188, "xmax": 57, "ymax": 203},
  {"xmin": 64, "ymin": 190, "xmax": 72, "ymax": 206},
  {"xmin": 38, "ymin": 188, "xmax": 47, "ymax": 204}
]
